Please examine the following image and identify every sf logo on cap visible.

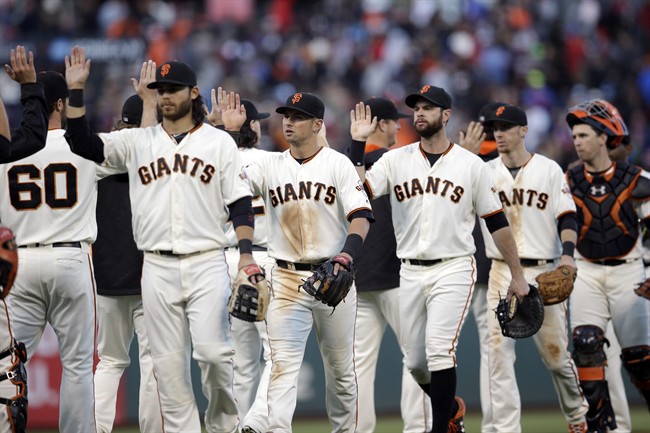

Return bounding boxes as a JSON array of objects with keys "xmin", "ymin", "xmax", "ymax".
[
  {"xmin": 161, "ymin": 64, "xmax": 171, "ymax": 77},
  {"xmin": 419, "ymin": 85, "xmax": 430, "ymax": 94},
  {"xmin": 292, "ymin": 93, "xmax": 303, "ymax": 104},
  {"xmin": 496, "ymin": 106, "xmax": 506, "ymax": 116}
]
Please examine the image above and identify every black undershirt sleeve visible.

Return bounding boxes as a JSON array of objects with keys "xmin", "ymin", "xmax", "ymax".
[
  {"xmin": 228, "ymin": 196, "xmax": 254, "ymax": 228},
  {"xmin": 65, "ymin": 116, "xmax": 106, "ymax": 163},
  {"xmin": 0, "ymin": 83, "xmax": 48, "ymax": 163},
  {"xmin": 557, "ymin": 212, "xmax": 578, "ymax": 235},
  {"xmin": 484, "ymin": 211, "xmax": 509, "ymax": 233}
]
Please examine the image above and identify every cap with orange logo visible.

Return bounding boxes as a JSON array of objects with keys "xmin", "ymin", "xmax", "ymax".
[
  {"xmin": 275, "ymin": 92, "xmax": 325, "ymax": 119},
  {"xmin": 482, "ymin": 103, "xmax": 527, "ymax": 127},
  {"xmin": 147, "ymin": 61, "xmax": 197, "ymax": 89},
  {"xmin": 405, "ymin": 85, "xmax": 452, "ymax": 110}
]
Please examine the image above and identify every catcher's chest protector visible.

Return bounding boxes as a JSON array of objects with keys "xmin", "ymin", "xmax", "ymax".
[{"xmin": 567, "ymin": 163, "xmax": 641, "ymax": 260}]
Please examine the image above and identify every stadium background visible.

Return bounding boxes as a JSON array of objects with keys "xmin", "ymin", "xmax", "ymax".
[{"xmin": 0, "ymin": 0, "xmax": 648, "ymax": 429}]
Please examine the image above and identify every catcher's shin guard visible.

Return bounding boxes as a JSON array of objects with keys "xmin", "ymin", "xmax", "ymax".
[
  {"xmin": 0, "ymin": 341, "xmax": 28, "ymax": 433},
  {"xmin": 572, "ymin": 326, "xmax": 617, "ymax": 432},
  {"xmin": 621, "ymin": 345, "xmax": 650, "ymax": 411}
]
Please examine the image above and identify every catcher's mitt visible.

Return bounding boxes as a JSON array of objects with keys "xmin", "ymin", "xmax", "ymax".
[
  {"xmin": 635, "ymin": 278, "xmax": 650, "ymax": 300},
  {"xmin": 300, "ymin": 255, "xmax": 355, "ymax": 309},
  {"xmin": 535, "ymin": 265, "xmax": 577, "ymax": 305},
  {"xmin": 228, "ymin": 263, "xmax": 270, "ymax": 322},
  {"xmin": 495, "ymin": 285, "xmax": 545, "ymax": 339},
  {"xmin": 0, "ymin": 225, "xmax": 18, "ymax": 300}
]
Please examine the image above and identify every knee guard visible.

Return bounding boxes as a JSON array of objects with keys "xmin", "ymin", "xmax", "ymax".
[
  {"xmin": 0, "ymin": 341, "xmax": 28, "ymax": 433},
  {"xmin": 572, "ymin": 326, "xmax": 617, "ymax": 432},
  {"xmin": 621, "ymin": 345, "xmax": 650, "ymax": 410}
]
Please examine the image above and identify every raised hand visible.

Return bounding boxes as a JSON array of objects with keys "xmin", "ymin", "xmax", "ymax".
[
  {"xmin": 132, "ymin": 60, "xmax": 156, "ymax": 102},
  {"xmin": 459, "ymin": 121, "xmax": 486, "ymax": 155},
  {"xmin": 350, "ymin": 102, "xmax": 377, "ymax": 141},
  {"xmin": 64, "ymin": 46, "xmax": 91, "ymax": 89},
  {"xmin": 4, "ymin": 45, "xmax": 36, "ymax": 84},
  {"xmin": 205, "ymin": 87, "xmax": 225, "ymax": 126},
  {"xmin": 221, "ymin": 89, "xmax": 246, "ymax": 132}
]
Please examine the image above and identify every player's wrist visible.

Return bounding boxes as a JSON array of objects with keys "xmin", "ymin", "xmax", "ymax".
[
  {"xmin": 238, "ymin": 238, "xmax": 253, "ymax": 255},
  {"xmin": 348, "ymin": 139, "xmax": 366, "ymax": 167},
  {"xmin": 68, "ymin": 89, "xmax": 84, "ymax": 107},
  {"xmin": 561, "ymin": 241, "xmax": 575, "ymax": 257},
  {"xmin": 340, "ymin": 233, "xmax": 363, "ymax": 259}
]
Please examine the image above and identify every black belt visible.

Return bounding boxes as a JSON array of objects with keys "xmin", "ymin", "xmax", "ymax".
[
  {"xmin": 147, "ymin": 250, "xmax": 208, "ymax": 258},
  {"xmin": 592, "ymin": 259, "xmax": 630, "ymax": 267},
  {"xmin": 276, "ymin": 260, "xmax": 325, "ymax": 271},
  {"xmin": 18, "ymin": 241, "xmax": 81, "ymax": 248},
  {"xmin": 520, "ymin": 258, "xmax": 553, "ymax": 267},
  {"xmin": 401, "ymin": 258, "xmax": 443, "ymax": 267},
  {"xmin": 225, "ymin": 245, "xmax": 268, "ymax": 252}
]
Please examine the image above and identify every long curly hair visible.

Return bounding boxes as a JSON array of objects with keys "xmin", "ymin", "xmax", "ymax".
[
  {"xmin": 192, "ymin": 93, "xmax": 205, "ymax": 126},
  {"xmin": 238, "ymin": 121, "xmax": 258, "ymax": 149}
]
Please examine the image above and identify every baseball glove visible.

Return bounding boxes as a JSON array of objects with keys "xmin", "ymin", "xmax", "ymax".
[
  {"xmin": 0, "ymin": 225, "xmax": 18, "ymax": 300},
  {"xmin": 534, "ymin": 265, "xmax": 577, "ymax": 305},
  {"xmin": 495, "ymin": 285, "xmax": 545, "ymax": 339},
  {"xmin": 228, "ymin": 263, "xmax": 270, "ymax": 322},
  {"xmin": 635, "ymin": 278, "xmax": 650, "ymax": 300},
  {"xmin": 300, "ymin": 255, "xmax": 355, "ymax": 309}
]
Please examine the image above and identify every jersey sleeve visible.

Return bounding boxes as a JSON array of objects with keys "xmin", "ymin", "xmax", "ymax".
[
  {"xmin": 243, "ymin": 154, "xmax": 267, "ymax": 197},
  {"xmin": 473, "ymin": 160, "xmax": 503, "ymax": 217},
  {"xmin": 219, "ymin": 134, "xmax": 252, "ymax": 206},
  {"xmin": 97, "ymin": 128, "xmax": 136, "ymax": 173},
  {"xmin": 550, "ymin": 161, "xmax": 576, "ymax": 219},
  {"xmin": 336, "ymin": 153, "xmax": 373, "ymax": 219},
  {"xmin": 363, "ymin": 151, "xmax": 391, "ymax": 199}
]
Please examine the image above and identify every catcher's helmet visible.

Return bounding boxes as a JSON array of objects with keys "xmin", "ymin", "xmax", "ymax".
[
  {"xmin": 0, "ymin": 225, "xmax": 18, "ymax": 299},
  {"xmin": 566, "ymin": 99, "xmax": 629, "ymax": 148}
]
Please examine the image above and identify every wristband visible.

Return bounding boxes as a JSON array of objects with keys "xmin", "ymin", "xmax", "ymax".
[
  {"xmin": 238, "ymin": 239, "xmax": 253, "ymax": 255},
  {"xmin": 340, "ymin": 234, "xmax": 363, "ymax": 259},
  {"xmin": 561, "ymin": 241, "xmax": 575, "ymax": 257},
  {"xmin": 68, "ymin": 89, "xmax": 84, "ymax": 107},
  {"xmin": 348, "ymin": 139, "xmax": 366, "ymax": 166}
]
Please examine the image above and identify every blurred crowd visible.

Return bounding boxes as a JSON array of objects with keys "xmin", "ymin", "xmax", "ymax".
[{"xmin": 1, "ymin": 0, "xmax": 649, "ymax": 168}]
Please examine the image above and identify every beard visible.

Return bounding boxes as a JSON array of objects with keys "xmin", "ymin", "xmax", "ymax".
[
  {"xmin": 415, "ymin": 115, "xmax": 443, "ymax": 139},
  {"xmin": 160, "ymin": 97, "xmax": 192, "ymax": 122}
]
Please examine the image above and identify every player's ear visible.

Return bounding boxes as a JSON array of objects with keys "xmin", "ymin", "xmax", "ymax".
[
  {"xmin": 312, "ymin": 118, "xmax": 323, "ymax": 133},
  {"xmin": 190, "ymin": 86, "xmax": 200, "ymax": 100}
]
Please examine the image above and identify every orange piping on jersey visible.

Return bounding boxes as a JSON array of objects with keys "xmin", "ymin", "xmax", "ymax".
[
  {"xmin": 300, "ymin": 146, "xmax": 324, "ymax": 164},
  {"xmin": 522, "ymin": 153, "xmax": 534, "ymax": 168},
  {"xmin": 416, "ymin": 142, "xmax": 455, "ymax": 160},
  {"xmin": 557, "ymin": 210, "xmax": 577, "ymax": 220},
  {"xmin": 188, "ymin": 122, "xmax": 203, "ymax": 134},
  {"xmin": 442, "ymin": 142, "xmax": 455, "ymax": 156},
  {"xmin": 448, "ymin": 256, "xmax": 475, "ymax": 365},
  {"xmin": 480, "ymin": 208, "xmax": 505, "ymax": 219},
  {"xmin": 363, "ymin": 180, "xmax": 375, "ymax": 200},
  {"xmin": 346, "ymin": 206, "xmax": 373, "ymax": 221},
  {"xmin": 577, "ymin": 366, "xmax": 605, "ymax": 381}
]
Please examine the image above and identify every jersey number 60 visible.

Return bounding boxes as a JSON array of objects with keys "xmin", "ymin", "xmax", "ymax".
[{"xmin": 7, "ymin": 163, "xmax": 78, "ymax": 210}]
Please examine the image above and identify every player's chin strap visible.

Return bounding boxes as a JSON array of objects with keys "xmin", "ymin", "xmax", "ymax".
[{"xmin": 0, "ymin": 340, "xmax": 28, "ymax": 433}]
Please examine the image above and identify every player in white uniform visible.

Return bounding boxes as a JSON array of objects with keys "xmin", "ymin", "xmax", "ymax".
[
  {"xmin": 565, "ymin": 99, "xmax": 650, "ymax": 432},
  {"xmin": 93, "ymin": 91, "xmax": 164, "ymax": 433},
  {"xmin": 64, "ymin": 47, "xmax": 258, "ymax": 433},
  {"xmin": 349, "ymin": 85, "xmax": 529, "ymax": 433},
  {"xmin": 348, "ymin": 97, "xmax": 432, "ymax": 433},
  {"xmin": 477, "ymin": 103, "xmax": 589, "ymax": 433},
  {"xmin": 207, "ymin": 90, "xmax": 274, "ymax": 433},
  {"xmin": 244, "ymin": 92, "xmax": 373, "ymax": 432},
  {"xmin": 0, "ymin": 70, "xmax": 99, "ymax": 433}
]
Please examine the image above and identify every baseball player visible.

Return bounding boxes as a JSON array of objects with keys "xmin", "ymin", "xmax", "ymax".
[
  {"xmin": 207, "ymin": 89, "xmax": 274, "ymax": 433},
  {"xmin": 478, "ymin": 103, "xmax": 589, "ymax": 433},
  {"xmin": 348, "ymin": 85, "xmax": 529, "ymax": 433},
  {"xmin": 348, "ymin": 97, "xmax": 432, "ymax": 433},
  {"xmin": 64, "ymin": 46, "xmax": 257, "ymax": 432},
  {"xmin": 565, "ymin": 99, "xmax": 650, "ymax": 432},
  {"xmin": 243, "ymin": 92, "xmax": 374, "ymax": 432},
  {"xmin": 0, "ymin": 69, "xmax": 99, "ymax": 432},
  {"xmin": 93, "ymin": 92, "xmax": 163, "ymax": 433},
  {"xmin": 0, "ymin": 45, "xmax": 48, "ymax": 163},
  {"xmin": 0, "ymin": 226, "xmax": 27, "ymax": 433}
]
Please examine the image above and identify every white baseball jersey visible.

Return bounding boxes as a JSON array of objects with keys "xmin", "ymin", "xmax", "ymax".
[
  {"xmin": 364, "ymin": 142, "xmax": 502, "ymax": 259},
  {"xmin": 224, "ymin": 147, "xmax": 270, "ymax": 247},
  {"xmin": 0, "ymin": 129, "xmax": 100, "ymax": 244},
  {"xmin": 244, "ymin": 147, "xmax": 372, "ymax": 262},
  {"xmin": 480, "ymin": 153, "xmax": 576, "ymax": 260},
  {"xmin": 97, "ymin": 123, "xmax": 251, "ymax": 253}
]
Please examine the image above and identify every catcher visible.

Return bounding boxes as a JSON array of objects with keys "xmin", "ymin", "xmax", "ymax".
[{"xmin": 0, "ymin": 226, "xmax": 28, "ymax": 433}]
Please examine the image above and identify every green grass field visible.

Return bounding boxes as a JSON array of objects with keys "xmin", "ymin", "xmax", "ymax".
[{"xmin": 31, "ymin": 406, "xmax": 649, "ymax": 432}]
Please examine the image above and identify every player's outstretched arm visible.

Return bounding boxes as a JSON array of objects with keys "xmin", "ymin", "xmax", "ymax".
[
  {"xmin": 1, "ymin": 45, "xmax": 48, "ymax": 163},
  {"xmin": 490, "ymin": 225, "xmax": 529, "ymax": 302},
  {"xmin": 348, "ymin": 101, "xmax": 377, "ymax": 181}
]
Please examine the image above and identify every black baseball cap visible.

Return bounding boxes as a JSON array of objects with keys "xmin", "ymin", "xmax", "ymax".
[
  {"xmin": 364, "ymin": 97, "xmax": 410, "ymax": 120},
  {"xmin": 121, "ymin": 95, "xmax": 143, "ymax": 125},
  {"xmin": 147, "ymin": 61, "xmax": 197, "ymax": 89},
  {"xmin": 482, "ymin": 103, "xmax": 527, "ymax": 126},
  {"xmin": 241, "ymin": 99, "xmax": 270, "ymax": 123},
  {"xmin": 276, "ymin": 92, "xmax": 324, "ymax": 119},
  {"xmin": 405, "ymin": 85, "xmax": 452, "ymax": 109},
  {"xmin": 36, "ymin": 71, "xmax": 69, "ymax": 105}
]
